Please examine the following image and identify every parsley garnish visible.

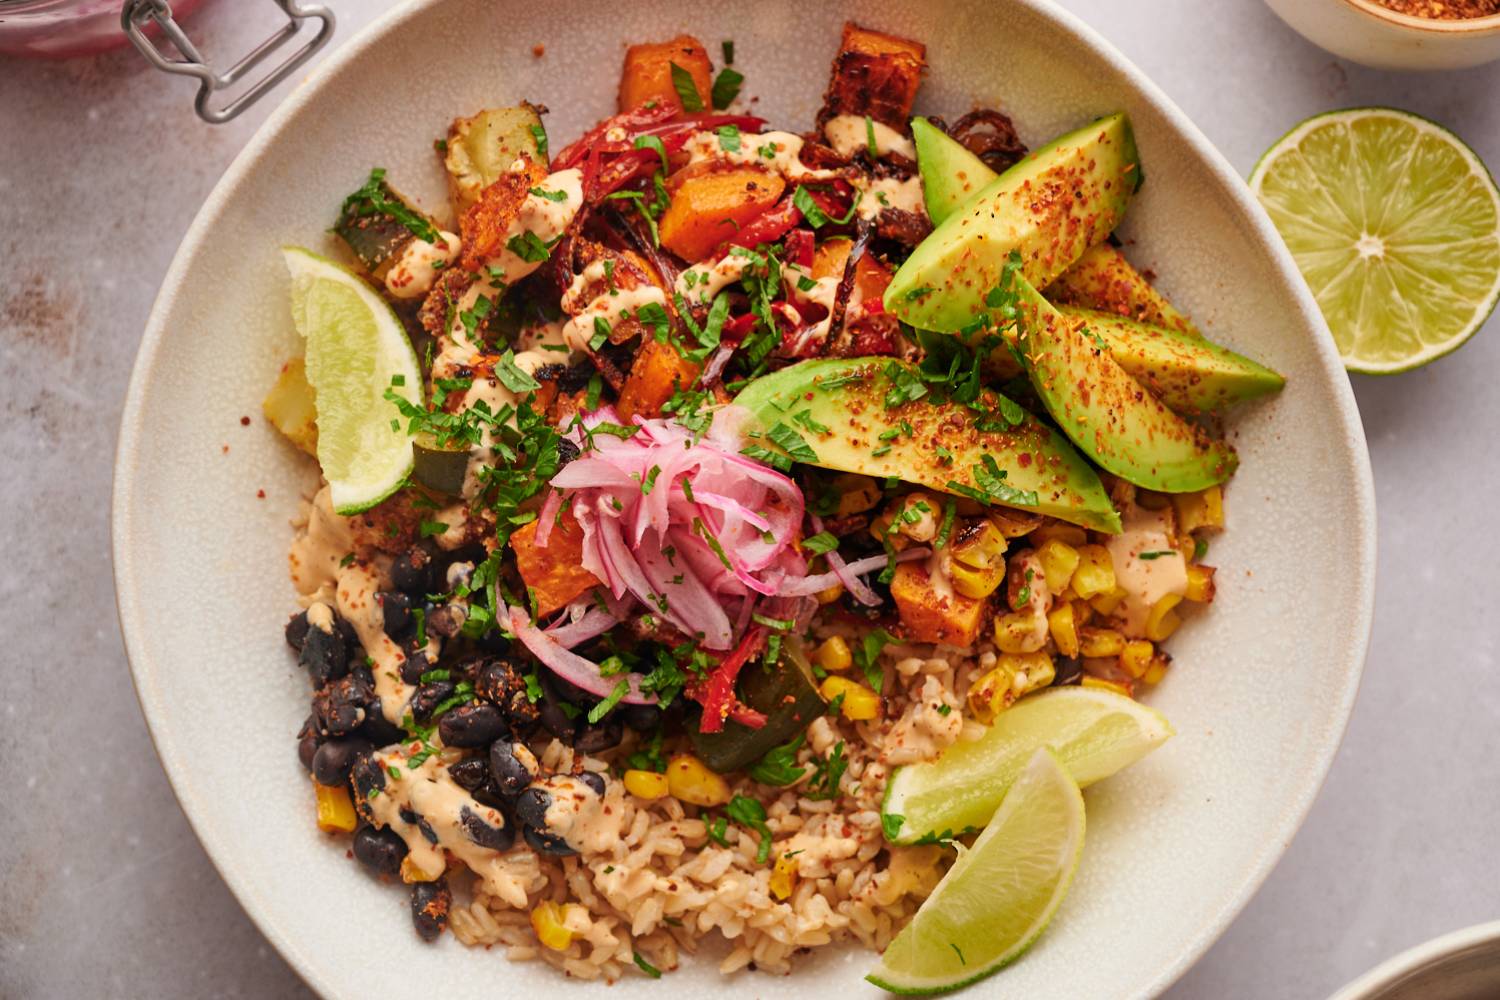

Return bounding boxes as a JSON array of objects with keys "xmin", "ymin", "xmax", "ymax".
[
  {"xmin": 865, "ymin": 115, "xmax": 879, "ymax": 158},
  {"xmin": 1194, "ymin": 537, "xmax": 1209, "ymax": 560},
  {"xmin": 669, "ymin": 61, "xmax": 704, "ymax": 111},
  {"xmin": 804, "ymin": 742, "xmax": 848, "ymax": 801},
  {"xmin": 587, "ymin": 679, "xmax": 630, "ymax": 723},
  {"xmin": 749, "ymin": 734, "xmax": 806, "ymax": 786},
  {"xmin": 725, "ymin": 795, "xmax": 773, "ymax": 864},
  {"xmin": 418, "ymin": 519, "xmax": 448, "ymax": 538},
  {"xmin": 1011, "ymin": 568, "xmax": 1034, "ymax": 610},
  {"xmin": 721, "ymin": 39, "xmax": 734, "ymax": 64},
  {"xmin": 633, "ymin": 134, "xmax": 669, "ymax": 173},
  {"xmin": 633, "ymin": 952, "xmax": 663, "ymax": 979},
  {"xmin": 802, "ymin": 531, "xmax": 839, "ymax": 555},
  {"xmin": 766, "ymin": 421, "xmax": 819, "ymax": 465},
  {"xmin": 790, "ymin": 409, "xmax": 830, "ymax": 434},
  {"xmin": 853, "ymin": 629, "xmax": 895, "ymax": 692},
  {"xmin": 881, "ymin": 813, "xmax": 904, "ymax": 841},
  {"xmin": 528, "ymin": 123, "xmax": 548, "ymax": 159},
  {"xmin": 529, "ymin": 186, "xmax": 568, "ymax": 202},
  {"xmin": 903, "ymin": 285, "xmax": 935, "ymax": 301},
  {"xmin": 717, "ymin": 123, "xmax": 741, "ymax": 152},
  {"xmin": 1137, "ymin": 550, "xmax": 1177, "ymax": 560},
  {"xmin": 934, "ymin": 497, "xmax": 957, "ymax": 550},
  {"xmin": 711, "ymin": 66, "xmax": 744, "ymax": 109},
  {"xmin": 506, "ymin": 230, "xmax": 550, "ymax": 263},
  {"xmin": 792, "ymin": 185, "xmax": 858, "ymax": 228},
  {"xmin": 495, "ymin": 349, "xmax": 540, "ymax": 393}
]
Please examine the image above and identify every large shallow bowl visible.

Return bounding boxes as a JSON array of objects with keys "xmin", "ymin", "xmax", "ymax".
[{"xmin": 111, "ymin": 1, "xmax": 1376, "ymax": 997}]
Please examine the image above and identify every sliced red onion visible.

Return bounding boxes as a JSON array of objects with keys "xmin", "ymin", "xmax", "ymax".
[
  {"xmin": 505, "ymin": 605, "xmax": 654, "ymax": 704},
  {"xmin": 533, "ymin": 488, "xmax": 563, "ymax": 549},
  {"xmin": 701, "ymin": 344, "xmax": 734, "ymax": 386},
  {"xmin": 542, "ymin": 600, "xmax": 619, "ymax": 648},
  {"xmin": 776, "ymin": 547, "xmax": 931, "ymax": 598}
]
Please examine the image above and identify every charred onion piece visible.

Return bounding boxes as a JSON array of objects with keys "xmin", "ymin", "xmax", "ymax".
[{"xmin": 950, "ymin": 108, "xmax": 1028, "ymax": 174}]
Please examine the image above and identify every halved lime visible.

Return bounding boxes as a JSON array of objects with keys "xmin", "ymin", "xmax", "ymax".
[
  {"xmin": 1249, "ymin": 108, "xmax": 1500, "ymax": 374},
  {"xmin": 283, "ymin": 247, "xmax": 422, "ymax": 514},
  {"xmin": 881, "ymin": 687, "xmax": 1171, "ymax": 845},
  {"xmin": 868, "ymin": 748, "xmax": 1084, "ymax": 994}
]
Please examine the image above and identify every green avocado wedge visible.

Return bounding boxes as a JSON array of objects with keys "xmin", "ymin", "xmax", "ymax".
[
  {"xmin": 912, "ymin": 117, "xmax": 997, "ymax": 228},
  {"xmin": 1013, "ymin": 277, "xmax": 1237, "ymax": 492},
  {"xmin": 1047, "ymin": 242, "xmax": 1201, "ymax": 338},
  {"xmin": 886, "ymin": 113, "xmax": 1141, "ymax": 333},
  {"xmin": 732, "ymin": 357, "xmax": 1121, "ymax": 533},
  {"xmin": 1056, "ymin": 305, "xmax": 1285, "ymax": 414}
]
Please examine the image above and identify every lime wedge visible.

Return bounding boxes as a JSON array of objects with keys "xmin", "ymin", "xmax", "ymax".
[
  {"xmin": 881, "ymin": 687, "xmax": 1171, "ymax": 845},
  {"xmin": 283, "ymin": 247, "xmax": 422, "ymax": 514},
  {"xmin": 1249, "ymin": 108, "xmax": 1500, "ymax": 374},
  {"xmin": 868, "ymin": 747, "xmax": 1084, "ymax": 994}
]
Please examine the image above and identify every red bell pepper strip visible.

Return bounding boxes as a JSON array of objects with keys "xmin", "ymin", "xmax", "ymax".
[
  {"xmin": 720, "ymin": 194, "xmax": 803, "ymax": 253},
  {"xmin": 690, "ymin": 626, "xmax": 767, "ymax": 733},
  {"xmin": 553, "ymin": 104, "xmax": 678, "ymax": 170},
  {"xmin": 782, "ymin": 228, "xmax": 815, "ymax": 268}
]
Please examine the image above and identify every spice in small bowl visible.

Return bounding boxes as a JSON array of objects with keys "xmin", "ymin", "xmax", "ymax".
[{"xmin": 1263, "ymin": 0, "xmax": 1500, "ymax": 69}]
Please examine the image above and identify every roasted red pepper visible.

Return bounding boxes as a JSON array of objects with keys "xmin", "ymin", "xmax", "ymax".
[
  {"xmin": 690, "ymin": 626, "xmax": 768, "ymax": 734},
  {"xmin": 720, "ymin": 194, "xmax": 803, "ymax": 252}
]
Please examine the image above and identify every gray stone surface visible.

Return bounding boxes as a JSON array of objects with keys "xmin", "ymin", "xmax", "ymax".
[{"xmin": 0, "ymin": 1, "xmax": 1495, "ymax": 997}]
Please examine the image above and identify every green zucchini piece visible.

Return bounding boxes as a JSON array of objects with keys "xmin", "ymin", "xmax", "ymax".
[
  {"xmin": 690, "ymin": 638, "xmax": 827, "ymax": 773},
  {"xmin": 411, "ymin": 436, "xmax": 469, "ymax": 496},
  {"xmin": 445, "ymin": 103, "xmax": 547, "ymax": 215},
  {"xmin": 332, "ymin": 170, "xmax": 437, "ymax": 279}
]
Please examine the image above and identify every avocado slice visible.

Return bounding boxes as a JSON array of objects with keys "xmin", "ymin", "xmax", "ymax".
[
  {"xmin": 1056, "ymin": 305, "xmax": 1285, "ymax": 414},
  {"xmin": 886, "ymin": 113, "xmax": 1141, "ymax": 333},
  {"xmin": 912, "ymin": 117, "xmax": 997, "ymax": 228},
  {"xmin": 1013, "ymin": 277, "xmax": 1238, "ymax": 492},
  {"xmin": 1048, "ymin": 242, "xmax": 1201, "ymax": 338},
  {"xmin": 733, "ymin": 357, "xmax": 1120, "ymax": 533}
]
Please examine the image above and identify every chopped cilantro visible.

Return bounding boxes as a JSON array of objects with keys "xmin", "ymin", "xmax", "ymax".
[
  {"xmin": 528, "ymin": 123, "xmax": 548, "ymax": 158},
  {"xmin": 881, "ymin": 813, "xmax": 904, "ymax": 841},
  {"xmin": 865, "ymin": 115, "xmax": 879, "ymax": 158},
  {"xmin": 717, "ymin": 123, "xmax": 741, "ymax": 152},
  {"xmin": 749, "ymin": 734, "xmax": 806, "ymax": 786},
  {"xmin": 802, "ymin": 531, "xmax": 839, "ymax": 555},
  {"xmin": 725, "ymin": 795, "xmax": 773, "ymax": 864},
  {"xmin": 711, "ymin": 66, "xmax": 744, "ymax": 109},
  {"xmin": 339, "ymin": 167, "xmax": 438, "ymax": 244},
  {"xmin": 505, "ymin": 230, "xmax": 550, "ymax": 263},
  {"xmin": 633, "ymin": 952, "xmax": 663, "ymax": 979},
  {"xmin": 669, "ymin": 62, "xmax": 704, "ymax": 112}
]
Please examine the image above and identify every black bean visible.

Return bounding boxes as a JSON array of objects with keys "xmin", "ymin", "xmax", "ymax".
[
  {"xmin": 476, "ymin": 658, "xmax": 541, "ymax": 732},
  {"xmin": 523, "ymin": 824, "xmax": 576, "ymax": 857},
  {"xmin": 537, "ymin": 694, "xmax": 577, "ymax": 742},
  {"xmin": 299, "ymin": 623, "xmax": 348, "ymax": 686},
  {"xmin": 313, "ymin": 670, "xmax": 373, "ymax": 737},
  {"xmin": 1052, "ymin": 656, "xmax": 1084, "ymax": 687},
  {"xmin": 399, "ymin": 646, "xmax": 431, "ymax": 685},
  {"xmin": 416, "ymin": 816, "xmax": 440, "ymax": 845},
  {"xmin": 359, "ymin": 705, "xmax": 405, "ymax": 747},
  {"xmin": 352, "ymin": 824, "xmax": 407, "ymax": 877},
  {"xmin": 337, "ymin": 617, "xmax": 359, "ymax": 649},
  {"xmin": 459, "ymin": 804, "xmax": 514, "ymax": 851},
  {"xmin": 543, "ymin": 671, "xmax": 597, "ymax": 707},
  {"xmin": 409, "ymin": 680, "xmax": 456, "ymax": 721},
  {"xmin": 390, "ymin": 548, "xmax": 434, "ymax": 597},
  {"xmin": 556, "ymin": 438, "xmax": 581, "ymax": 467},
  {"xmin": 475, "ymin": 628, "xmax": 510, "ymax": 654},
  {"xmin": 471, "ymin": 782, "xmax": 512, "ymax": 811},
  {"xmin": 443, "ymin": 560, "xmax": 475, "ymax": 593},
  {"xmin": 447, "ymin": 654, "xmax": 484, "ymax": 687},
  {"xmin": 576, "ymin": 771, "xmax": 606, "ymax": 796},
  {"xmin": 488, "ymin": 741, "xmax": 538, "ymax": 796},
  {"xmin": 619, "ymin": 702, "xmax": 662, "ymax": 732},
  {"xmin": 379, "ymin": 591, "xmax": 413, "ymax": 637},
  {"xmin": 312, "ymin": 738, "xmax": 373, "ymax": 787},
  {"xmin": 575, "ymin": 718, "xmax": 623, "ymax": 754},
  {"xmin": 285, "ymin": 611, "xmax": 311, "ymax": 651},
  {"xmin": 558, "ymin": 362, "xmax": 594, "ymax": 394},
  {"xmin": 438, "ymin": 704, "xmax": 507, "ymax": 748},
  {"xmin": 514, "ymin": 786, "xmax": 551, "ymax": 830},
  {"xmin": 447, "ymin": 756, "xmax": 492, "ymax": 793},
  {"xmin": 426, "ymin": 603, "xmax": 466, "ymax": 639},
  {"xmin": 410, "ymin": 878, "xmax": 451, "ymax": 941},
  {"xmin": 349, "ymin": 752, "xmax": 385, "ymax": 814},
  {"xmin": 296, "ymin": 715, "xmax": 322, "ymax": 772}
]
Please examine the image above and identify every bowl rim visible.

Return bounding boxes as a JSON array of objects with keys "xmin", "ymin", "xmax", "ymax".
[
  {"xmin": 1326, "ymin": 920, "xmax": 1500, "ymax": 1000},
  {"xmin": 110, "ymin": 1, "xmax": 1378, "ymax": 997},
  {"xmin": 1339, "ymin": 0, "xmax": 1500, "ymax": 34}
]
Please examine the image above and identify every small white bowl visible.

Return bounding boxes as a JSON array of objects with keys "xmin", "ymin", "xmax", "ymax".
[
  {"xmin": 1264, "ymin": 0, "xmax": 1500, "ymax": 70},
  {"xmin": 1328, "ymin": 921, "xmax": 1500, "ymax": 1000}
]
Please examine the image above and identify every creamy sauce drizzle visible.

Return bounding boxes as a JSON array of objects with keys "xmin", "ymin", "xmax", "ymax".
[
  {"xmin": 289, "ymin": 488, "xmax": 354, "ymax": 598},
  {"xmin": 336, "ymin": 562, "xmax": 415, "ymax": 724},
  {"xmin": 675, "ymin": 252, "xmax": 754, "ymax": 306},
  {"xmin": 481, "ymin": 167, "xmax": 584, "ymax": 284},
  {"xmin": 823, "ymin": 114, "xmax": 917, "ymax": 161},
  {"xmin": 1105, "ymin": 504, "xmax": 1188, "ymax": 636},
  {"xmin": 853, "ymin": 174, "xmax": 925, "ymax": 220},
  {"xmin": 384, "ymin": 231, "xmax": 460, "ymax": 300},
  {"xmin": 683, "ymin": 130, "xmax": 841, "ymax": 182},
  {"xmin": 540, "ymin": 774, "xmax": 624, "ymax": 854}
]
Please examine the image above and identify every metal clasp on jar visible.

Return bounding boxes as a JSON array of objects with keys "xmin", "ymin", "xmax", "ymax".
[{"xmin": 121, "ymin": 0, "xmax": 335, "ymax": 124}]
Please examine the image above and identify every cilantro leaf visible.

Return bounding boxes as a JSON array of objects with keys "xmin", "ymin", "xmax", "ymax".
[{"xmin": 669, "ymin": 62, "xmax": 704, "ymax": 112}]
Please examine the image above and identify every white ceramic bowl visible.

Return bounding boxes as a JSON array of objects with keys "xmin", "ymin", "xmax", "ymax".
[
  {"xmin": 1263, "ymin": 0, "xmax": 1500, "ymax": 70},
  {"xmin": 111, "ymin": 1, "xmax": 1377, "ymax": 997},
  {"xmin": 1328, "ymin": 921, "xmax": 1500, "ymax": 1000}
]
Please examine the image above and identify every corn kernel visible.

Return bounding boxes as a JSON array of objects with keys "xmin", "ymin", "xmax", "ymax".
[
  {"xmin": 401, "ymin": 855, "xmax": 437, "ymax": 884},
  {"xmin": 1119, "ymin": 639, "xmax": 1154, "ymax": 679},
  {"xmin": 623, "ymin": 768, "xmax": 670, "ymax": 800},
  {"xmin": 832, "ymin": 473, "xmax": 881, "ymax": 516},
  {"xmin": 967, "ymin": 661, "xmax": 1017, "ymax": 724},
  {"xmin": 993, "ymin": 612, "xmax": 1046, "ymax": 654},
  {"xmin": 1142, "ymin": 652, "xmax": 1170, "ymax": 685},
  {"xmin": 1079, "ymin": 627, "xmax": 1126, "ymax": 658},
  {"xmin": 770, "ymin": 852, "xmax": 798, "ymax": 900},
  {"xmin": 1089, "ymin": 587, "xmax": 1128, "ymax": 616},
  {"xmin": 949, "ymin": 518, "xmax": 1007, "ymax": 570},
  {"xmin": 1145, "ymin": 592, "xmax": 1184, "ymax": 642},
  {"xmin": 313, "ymin": 779, "xmax": 357, "ymax": 833},
  {"xmin": 1047, "ymin": 602, "xmax": 1080, "ymax": 658},
  {"xmin": 868, "ymin": 510, "xmax": 910, "ymax": 550},
  {"xmin": 1030, "ymin": 523, "xmax": 1088, "ymax": 547},
  {"xmin": 1173, "ymin": 486, "xmax": 1224, "ymax": 533},
  {"xmin": 813, "ymin": 636, "xmax": 853, "ymax": 672},
  {"xmin": 531, "ymin": 901, "xmax": 575, "ymax": 951},
  {"xmin": 820, "ymin": 676, "xmax": 881, "ymax": 720},
  {"xmin": 1082, "ymin": 676, "xmax": 1134, "ymax": 697},
  {"xmin": 666, "ymin": 754, "xmax": 731, "ymax": 806},
  {"xmin": 1013, "ymin": 650, "xmax": 1056, "ymax": 693},
  {"xmin": 1070, "ymin": 544, "xmax": 1117, "ymax": 599},
  {"xmin": 815, "ymin": 582, "xmax": 845, "ymax": 605},
  {"xmin": 987, "ymin": 510, "xmax": 1043, "ymax": 538},
  {"xmin": 949, "ymin": 559, "xmax": 1006, "ymax": 599},
  {"xmin": 1185, "ymin": 564, "xmax": 1217, "ymax": 603},
  {"xmin": 1035, "ymin": 539, "xmax": 1082, "ymax": 592}
]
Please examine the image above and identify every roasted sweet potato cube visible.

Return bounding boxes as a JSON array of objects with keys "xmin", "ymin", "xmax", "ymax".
[
  {"xmin": 617, "ymin": 335, "xmax": 701, "ymax": 421},
  {"xmin": 819, "ymin": 22, "xmax": 926, "ymax": 130},
  {"xmin": 659, "ymin": 168, "xmax": 786, "ymax": 263},
  {"xmin": 619, "ymin": 35, "xmax": 713, "ymax": 113},
  {"xmin": 511, "ymin": 508, "xmax": 601, "ymax": 617},
  {"xmin": 811, "ymin": 237, "xmax": 894, "ymax": 302},
  {"xmin": 890, "ymin": 561, "xmax": 987, "ymax": 647}
]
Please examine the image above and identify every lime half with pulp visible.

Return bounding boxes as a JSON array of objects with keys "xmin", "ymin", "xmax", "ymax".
[
  {"xmin": 283, "ymin": 246, "xmax": 422, "ymax": 514},
  {"xmin": 867, "ymin": 747, "xmax": 1085, "ymax": 994},
  {"xmin": 882, "ymin": 686, "xmax": 1172, "ymax": 845},
  {"xmin": 1249, "ymin": 108, "xmax": 1500, "ymax": 374}
]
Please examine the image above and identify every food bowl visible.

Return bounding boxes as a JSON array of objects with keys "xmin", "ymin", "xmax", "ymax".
[
  {"xmin": 111, "ymin": 1, "xmax": 1377, "ymax": 997},
  {"xmin": 1328, "ymin": 921, "xmax": 1500, "ymax": 1000},
  {"xmin": 1263, "ymin": 0, "xmax": 1500, "ymax": 70}
]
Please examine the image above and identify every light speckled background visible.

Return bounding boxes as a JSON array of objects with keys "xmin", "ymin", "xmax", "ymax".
[{"xmin": 0, "ymin": 1, "xmax": 1496, "ymax": 998}]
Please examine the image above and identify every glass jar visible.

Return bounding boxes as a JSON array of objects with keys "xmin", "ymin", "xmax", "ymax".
[{"xmin": 0, "ymin": 0, "xmax": 203, "ymax": 58}]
